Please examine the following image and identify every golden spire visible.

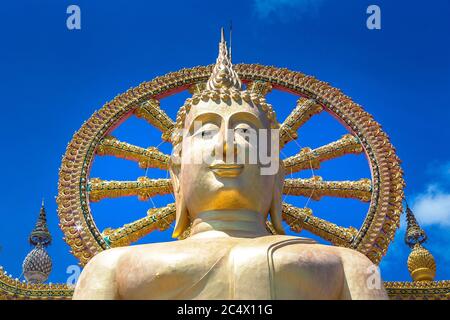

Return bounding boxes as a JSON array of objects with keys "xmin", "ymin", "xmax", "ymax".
[
  {"xmin": 206, "ymin": 28, "xmax": 242, "ymax": 91},
  {"xmin": 405, "ymin": 205, "xmax": 436, "ymax": 281}
]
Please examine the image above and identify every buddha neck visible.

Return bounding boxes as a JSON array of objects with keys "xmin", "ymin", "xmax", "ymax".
[{"xmin": 188, "ymin": 210, "xmax": 270, "ymax": 239}]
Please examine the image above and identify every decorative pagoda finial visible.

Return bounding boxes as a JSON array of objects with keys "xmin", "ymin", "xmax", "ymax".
[
  {"xmin": 404, "ymin": 203, "xmax": 436, "ymax": 282},
  {"xmin": 29, "ymin": 200, "xmax": 52, "ymax": 247},
  {"xmin": 206, "ymin": 27, "xmax": 242, "ymax": 92},
  {"xmin": 22, "ymin": 200, "xmax": 53, "ymax": 284},
  {"xmin": 405, "ymin": 204, "xmax": 428, "ymax": 248}
]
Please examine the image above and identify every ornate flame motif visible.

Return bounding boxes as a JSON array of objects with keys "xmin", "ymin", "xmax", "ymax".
[{"xmin": 206, "ymin": 28, "xmax": 242, "ymax": 92}]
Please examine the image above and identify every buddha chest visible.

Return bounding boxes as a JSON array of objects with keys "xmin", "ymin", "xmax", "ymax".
[{"xmin": 117, "ymin": 236, "xmax": 344, "ymax": 300}]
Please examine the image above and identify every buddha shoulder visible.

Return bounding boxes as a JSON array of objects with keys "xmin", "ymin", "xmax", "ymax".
[
  {"xmin": 262, "ymin": 237, "xmax": 386, "ymax": 299},
  {"xmin": 72, "ymin": 246, "xmax": 130, "ymax": 299},
  {"xmin": 73, "ymin": 240, "xmax": 234, "ymax": 299},
  {"xmin": 267, "ymin": 238, "xmax": 380, "ymax": 278}
]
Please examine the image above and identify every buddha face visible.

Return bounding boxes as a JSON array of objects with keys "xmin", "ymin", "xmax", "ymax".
[{"xmin": 170, "ymin": 96, "xmax": 284, "ymax": 235}]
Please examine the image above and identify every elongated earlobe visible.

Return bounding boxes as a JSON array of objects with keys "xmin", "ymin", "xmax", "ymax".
[
  {"xmin": 172, "ymin": 193, "xmax": 189, "ymax": 238},
  {"xmin": 169, "ymin": 163, "xmax": 190, "ymax": 238},
  {"xmin": 269, "ymin": 162, "xmax": 285, "ymax": 234}
]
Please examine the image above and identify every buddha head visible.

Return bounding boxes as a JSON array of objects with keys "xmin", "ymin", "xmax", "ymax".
[{"xmin": 169, "ymin": 29, "xmax": 285, "ymax": 238}]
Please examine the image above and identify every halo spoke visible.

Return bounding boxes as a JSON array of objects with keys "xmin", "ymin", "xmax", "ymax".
[
  {"xmin": 88, "ymin": 177, "xmax": 173, "ymax": 202},
  {"xmin": 282, "ymin": 203, "xmax": 358, "ymax": 246},
  {"xmin": 102, "ymin": 203, "xmax": 176, "ymax": 247},
  {"xmin": 265, "ymin": 220, "xmax": 276, "ymax": 235},
  {"xmin": 283, "ymin": 176, "xmax": 372, "ymax": 202},
  {"xmin": 134, "ymin": 99, "xmax": 175, "ymax": 142},
  {"xmin": 279, "ymin": 98, "xmax": 323, "ymax": 146},
  {"xmin": 283, "ymin": 134, "xmax": 363, "ymax": 173},
  {"xmin": 96, "ymin": 136, "xmax": 170, "ymax": 169}
]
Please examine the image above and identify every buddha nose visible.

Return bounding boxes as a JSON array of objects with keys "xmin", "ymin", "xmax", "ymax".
[
  {"xmin": 222, "ymin": 130, "xmax": 237, "ymax": 162},
  {"xmin": 222, "ymin": 136, "xmax": 238, "ymax": 162}
]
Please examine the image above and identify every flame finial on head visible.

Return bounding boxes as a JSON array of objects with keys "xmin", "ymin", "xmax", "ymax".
[{"xmin": 206, "ymin": 28, "xmax": 242, "ymax": 91}]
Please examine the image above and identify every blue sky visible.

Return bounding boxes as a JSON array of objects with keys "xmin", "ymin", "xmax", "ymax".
[{"xmin": 0, "ymin": 0, "xmax": 449, "ymax": 285}]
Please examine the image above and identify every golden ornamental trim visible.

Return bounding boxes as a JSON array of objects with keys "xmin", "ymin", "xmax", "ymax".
[
  {"xmin": 283, "ymin": 134, "xmax": 363, "ymax": 173},
  {"xmin": 0, "ymin": 268, "xmax": 73, "ymax": 300},
  {"xmin": 279, "ymin": 98, "xmax": 323, "ymax": 146},
  {"xmin": 96, "ymin": 136, "xmax": 169, "ymax": 169},
  {"xmin": 282, "ymin": 203, "xmax": 358, "ymax": 246},
  {"xmin": 102, "ymin": 203, "xmax": 176, "ymax": 248},
  {"xmin": 88, "ymin": 177, "xmax": 172, "ymax": 202},
  {"xmin": 284, "ymin": 176, "xmax": 372, "ymax": 202},
  {"xmin": 385, "ymin": 280, "xmax": 450, "ymax": 300},
  {"xmin": 134, "ymin": 99, "xmax": 174, "ymax": 142}
]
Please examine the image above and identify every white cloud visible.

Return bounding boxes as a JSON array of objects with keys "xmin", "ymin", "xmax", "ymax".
[
  {"xmin": 253, "ymin": 0, "xmax": 324, "ymax": 21},
  {"xmin": 412, "ymin": 184, "xmax": 450, "ymax": 227},
  {"xmin": 409, "ymin": 161, "xmax": 450, "ymax": 227}
]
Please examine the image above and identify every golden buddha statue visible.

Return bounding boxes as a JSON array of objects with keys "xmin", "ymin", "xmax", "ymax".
[{"xmin": 73, "ymin": 29, "xmax": 388, "ymax": 300}]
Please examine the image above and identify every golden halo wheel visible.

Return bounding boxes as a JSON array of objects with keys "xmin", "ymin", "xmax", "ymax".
[{"xmin": 57, "ymin": 64, "xmax": 404, "ymax": 266}]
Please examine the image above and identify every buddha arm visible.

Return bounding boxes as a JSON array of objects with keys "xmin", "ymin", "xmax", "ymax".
[
  {"xmin": 339, "ymin": 248, "xmax": 388, "ymax": 300},
  {"xmin": 72, "ymin": 249, "xmax": 125, "ymax": 300}
]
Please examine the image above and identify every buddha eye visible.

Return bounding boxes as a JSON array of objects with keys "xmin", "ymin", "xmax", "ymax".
[
  {"xmin": 193, "ymin": 123, "xmax": 219, "ymax": 140},
  {"xmin": 235, "ymin": 128, "xmax": 248, "ymax": 134},
  {"xmin": 201, "ymin": 129, "xmax": 216, "ymax": 139},
  {"xmin": 234, "ymin": 125, "xmax": 253, "ymax": 137},
  {"xmin": 234, "ymin": 125, "xmax": 253, "ymax": 143}
]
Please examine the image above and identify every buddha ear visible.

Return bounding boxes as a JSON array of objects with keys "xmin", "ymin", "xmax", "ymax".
[
  {"xmin": 269, "ymin": 161, "xmax": 285, "ymax": 234},
  {"xmin": 169, "ymin": 160, "xmax": 190, "ymax": 239}
]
